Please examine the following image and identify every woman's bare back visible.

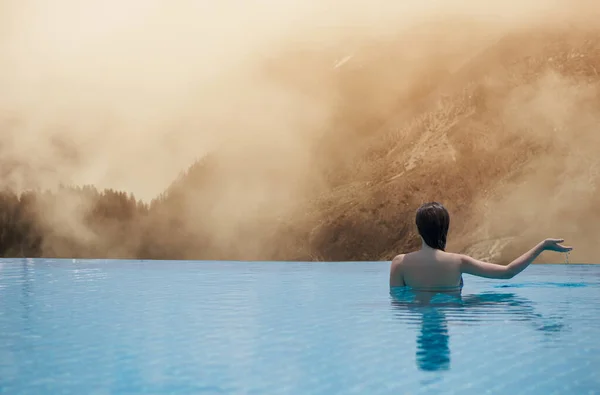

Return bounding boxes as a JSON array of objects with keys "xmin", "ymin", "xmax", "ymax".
[{"xmin": 389, "ymin": 247, "xmax": 463, "ymax": 290}]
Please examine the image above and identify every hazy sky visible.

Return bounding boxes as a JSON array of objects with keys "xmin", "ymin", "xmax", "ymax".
[{"xmin": 0, "ymin": 0, "xmax": 592, "ymax": 200}]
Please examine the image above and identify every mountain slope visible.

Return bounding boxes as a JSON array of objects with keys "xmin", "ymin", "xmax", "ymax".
[{"xmin": 2, "ymin": 27, "xmax": 599, "ymax": 263}]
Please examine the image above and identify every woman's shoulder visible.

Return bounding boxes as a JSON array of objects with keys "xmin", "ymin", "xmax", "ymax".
[
  {"xmin": 444, "ymin": 251, "xmax": 469, "ymax": 265},
  {"xmin": 391, "ymin": 251, "xmax": 422, "ymax": 265}
]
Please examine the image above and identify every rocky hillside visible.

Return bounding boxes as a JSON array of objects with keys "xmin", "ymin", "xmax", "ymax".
[
  {"xmin": 143, "ymin": 27, "xmax": 600, "ymax": 263},
  {"xmin": 1, "ymin": 26, "xmax": 599, "ymax": 263}
]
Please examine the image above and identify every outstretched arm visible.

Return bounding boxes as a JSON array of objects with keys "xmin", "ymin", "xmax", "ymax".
[{"xmin": 460, "ymin": 239, "xmax": 572, "ymax": 280}]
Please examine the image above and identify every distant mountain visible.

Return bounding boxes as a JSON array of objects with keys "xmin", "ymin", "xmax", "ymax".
[{"xmin": 1, "ymin": 27, "xmax": 599, "ymax": 262}]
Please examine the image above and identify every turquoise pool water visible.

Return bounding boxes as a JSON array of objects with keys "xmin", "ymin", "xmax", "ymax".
[{"xmin": 0, "ymin": 259, "xmax": 599, "ymax": 394}]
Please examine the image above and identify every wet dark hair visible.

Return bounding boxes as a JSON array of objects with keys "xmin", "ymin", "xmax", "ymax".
[{"xmin": 415, "ymin": 202, "xmax": 450, "ymax": 251}]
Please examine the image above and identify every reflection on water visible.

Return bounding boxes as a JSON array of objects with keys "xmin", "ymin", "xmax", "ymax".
[
  {"xmin": 390, "ymin": 287, "xmax": 566, "ymax": 372},
  {"xmin": 416, "ymin": 308, "xmax": 450, "ymax": 371}
]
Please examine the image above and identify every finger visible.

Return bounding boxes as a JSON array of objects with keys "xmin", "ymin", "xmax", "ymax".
[{"xmin": 552, "ymin": 238, "xmax": 565, "ymax": 243}]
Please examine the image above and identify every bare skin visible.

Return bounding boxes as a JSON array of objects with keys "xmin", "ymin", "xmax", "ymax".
[{"xmin": 390, "ymin": 238, "xmax": 573, "ymax": 290}]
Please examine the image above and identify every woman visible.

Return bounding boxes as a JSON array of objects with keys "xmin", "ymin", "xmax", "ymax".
[{"xmin": 389, "ymin": 202, "xmax": 573, "ymax": 290}]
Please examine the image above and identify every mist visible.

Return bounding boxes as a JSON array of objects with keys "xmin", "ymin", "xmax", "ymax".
[
  {"xmin": 1, "ymin": 0, "xmax": 600, "ymax": 261},
  {"xmin": 0, "ymin": 0, "xmax": 577, "ymax": 196}
]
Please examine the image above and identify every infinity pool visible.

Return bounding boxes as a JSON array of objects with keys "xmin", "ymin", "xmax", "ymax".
[{"xmin": 0, "ymin": 259, "xmax": 599, "ymax": 394}]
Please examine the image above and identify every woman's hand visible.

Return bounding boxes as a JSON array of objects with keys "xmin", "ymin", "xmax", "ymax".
[{"xmin": 542, "ymin": 238, "xmax": 573, "ymax": 252}]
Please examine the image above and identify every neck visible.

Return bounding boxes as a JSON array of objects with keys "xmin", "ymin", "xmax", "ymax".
[
  {"xmin": 421, "ymin": 239, "xmax": 434, "ymax": 251},
  {"xmin": 420, "ymin": 238, "xmax": 444, "ymax": 252}
]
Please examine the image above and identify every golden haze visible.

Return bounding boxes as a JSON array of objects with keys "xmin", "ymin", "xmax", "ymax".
[{"xmin": 1, "ymin": 0, "xmax": 599, "ymax": 262}]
